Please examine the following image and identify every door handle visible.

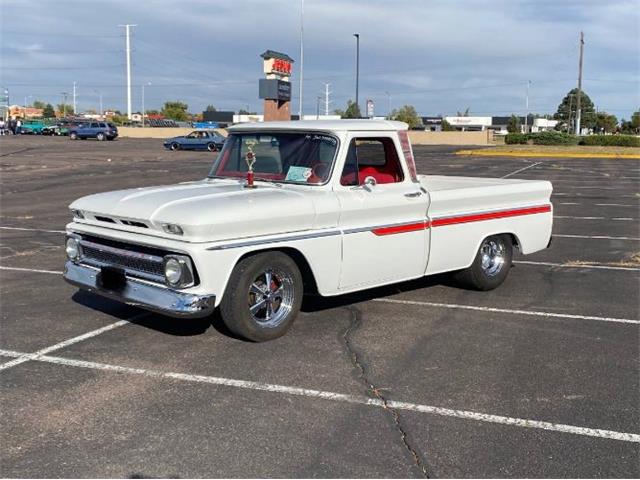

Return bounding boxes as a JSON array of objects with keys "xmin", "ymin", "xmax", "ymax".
[{"xmin": 404, "ymin": 191, "xmax": 422, "ymax": 198}]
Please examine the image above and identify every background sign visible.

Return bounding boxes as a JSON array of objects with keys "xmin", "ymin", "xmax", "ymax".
[
  {"xmin": 366, "ymin": 99, "xmax": 375, "ymax": 118},
  {"xmin": 259, "ymin": 79, "xmax": 292, "ymax": 101}
]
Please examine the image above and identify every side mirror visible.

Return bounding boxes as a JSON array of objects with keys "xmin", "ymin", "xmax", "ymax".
[{"xmin": 363, "ymin": 176, "xmax": 377, "ymax": 189}]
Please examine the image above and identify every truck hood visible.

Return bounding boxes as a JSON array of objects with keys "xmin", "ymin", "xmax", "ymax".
[{"xmin": 70, "ymin": 179, "xmax": 317, "ymax": 242}]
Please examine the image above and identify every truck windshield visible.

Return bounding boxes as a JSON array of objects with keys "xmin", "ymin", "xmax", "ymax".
[{"xmin": 208, "ymin": 132, "xmax": 338, "ymax": 185}]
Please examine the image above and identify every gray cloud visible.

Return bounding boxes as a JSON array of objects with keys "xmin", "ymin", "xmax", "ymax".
[{"xmin": 1, "ymin": 0, "xmax": 638, "ymax": 118}]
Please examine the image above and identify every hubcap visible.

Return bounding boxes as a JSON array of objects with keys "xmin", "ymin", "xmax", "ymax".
[
  {"xmin": 480, "ymin": 238, "xmax": 506, "ymax": 277},
  {"xmin": 248, "ymin": 268, "xmax": 295, "ymax": 327}
]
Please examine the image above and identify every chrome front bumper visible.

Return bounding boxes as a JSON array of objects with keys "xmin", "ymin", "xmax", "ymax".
[{"xmin": 63, "ymin": 261, "xmax": 216, "ymax": 318}]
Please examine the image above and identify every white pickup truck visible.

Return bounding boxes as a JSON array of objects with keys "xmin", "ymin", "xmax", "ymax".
[{"xmin": 64, "ymin": 120, "xmax": 553, "ymax": 341}]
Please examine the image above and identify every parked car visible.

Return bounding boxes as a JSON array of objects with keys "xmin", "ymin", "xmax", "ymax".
[
  {"xmin": 163, "ymin": 130, "xmax": 226, "ymax": 151},
  {"xmin": 69, "ymin": 122, "xmax": 118, "ymax": 141},
  {"xmin": 64, "ymin": 120, "xmax": 553, "ymax": 341},
  {"xmin": 20, "ymin": 119, "xmax": 46, "ymax": 134},
  {"xmin": 42, "ymin": 123, "xmax": 70, "ymax": 136}
]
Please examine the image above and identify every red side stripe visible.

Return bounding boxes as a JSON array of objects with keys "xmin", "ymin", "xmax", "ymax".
[
  {"xmin": 431, "ymin": 205, "xmax": 551, "ymax": 227},
  {"xmin": 372, "ymin": 221, "xmax": 430, "ymax": 236}
]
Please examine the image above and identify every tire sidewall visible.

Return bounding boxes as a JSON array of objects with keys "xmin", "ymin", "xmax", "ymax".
[
  {"xmin": 171, "ymin": 142, "xmax": 180, "ymax": 151},
  {"xmin": 97, "ymin": 133, "xmax": 105, "ymax": 141},
  {"xmin": 221, "ymin": 252, "xmax": 303, "ymax": 341},
  {"xmin": 207, "ymin": 143, "xmax": 216, "ymax": 152}
]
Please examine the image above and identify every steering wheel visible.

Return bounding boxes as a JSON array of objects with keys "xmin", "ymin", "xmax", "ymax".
[{"xmin": 308, "ymin": 162, "xmax": 329, "ymax": 183}]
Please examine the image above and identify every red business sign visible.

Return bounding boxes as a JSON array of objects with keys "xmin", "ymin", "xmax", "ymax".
[{"xmin": 272, "ymin": 58, "xmax": 292, "ymax": 75}]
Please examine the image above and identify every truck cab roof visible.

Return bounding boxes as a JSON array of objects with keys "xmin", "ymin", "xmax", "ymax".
[{"xmin": 228, "ymin": 119, "xmax": 409, "ymax": 133}]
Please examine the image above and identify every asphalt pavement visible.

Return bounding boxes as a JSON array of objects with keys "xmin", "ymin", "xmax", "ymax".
[{"xmin": 1, "ymin": 136, "xmax": 638, "ymax": 478}]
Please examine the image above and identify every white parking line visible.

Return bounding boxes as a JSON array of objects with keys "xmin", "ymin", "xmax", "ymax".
[
  {"xmin": 554, "ymin": 234, "xmax": 640, "ymax": 241},
  {"xmin": 0, "ymin": 226, "xmax": 65, "ymax": 234},
  {"xmin": 514, "ymin": 260, "xmax": 640, "ymax": 272},
  {"xmin": 596, "ymin": 203, "xmax": 638, "ymax": 207},
  {"xmin": 501, "ymin": 162, "xmax": 542, "ymax": 179},
  {"xmin": 0, "ymin": 265, "xmax": 62, "ymax": 275},
  {"xmin": 0, "ymin": 319, "xmax": 132, "ymax": 372},
  {"xmin": 0, "ymin": 349, "xmax": 636, "ymax": 443},
  {"xmin": 370, "ymin": 298, "xmax": 640, "ymax": 325}
]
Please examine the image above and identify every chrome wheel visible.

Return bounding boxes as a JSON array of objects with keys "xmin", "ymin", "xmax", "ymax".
[
  {"xmin": 480, "ymin": 238, "xmax": 506, "ymax": 276},
  {"xmin": 248, "ymin": 268, "xmax": 295, "ymax": 327}
]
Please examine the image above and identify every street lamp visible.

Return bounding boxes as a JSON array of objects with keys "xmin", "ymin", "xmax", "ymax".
[
  {"xmin": 353, "ymin": 33, "xmax": 360, "ymax": 115},
  {"xmin": 94, "ymin": 90, "xmax": 103, "ymax": 118},
  {"xmin": 141, "ymin": 81, "xmax": 151, "ymax": 127}
]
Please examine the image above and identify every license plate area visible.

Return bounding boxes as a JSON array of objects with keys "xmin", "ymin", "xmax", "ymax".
[{"xmin": 98, "ymin": 266, "xmax": 127, "ymax": 291}]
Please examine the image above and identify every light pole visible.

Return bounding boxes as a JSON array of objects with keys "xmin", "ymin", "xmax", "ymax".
[
  {"xmin": 353, "ymin": 33, "xmax": 360, "ymax": 115},
  {"xmin": 141, "ymin": 81, "xmax": 151, "ymax": 127},
  {"xmin": 23, "ymin": 95, "xmax": 32, "ymax": 119},
  {"xmin": 385, "ymin": 91, "xmax": 391, "ymax": 118},
  {"xmin": 298, "ymin": 0, "xmax": 304, "ymax": 119},
  {"xmin": 524, "ymin": 80, "xmax": 531, "ymax": 133},
  {"xmin": 94, "ymin": 90, "xmax": 103, "ymax": 118}
]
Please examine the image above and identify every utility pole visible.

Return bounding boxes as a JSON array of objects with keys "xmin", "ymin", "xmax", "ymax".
[
  {"xmin": 323, "ymin": 83, "xmax": 331, "ymax": 116},
  {"xmin": 61, "ymin": 92, "xmax": 69, "ymax": 118},
  {"xmin": 298, "ymin": 0, "xmax": 304, "ymax": 119},
  {"xmin": 94, "ymin": 90, "xmax": 103, "ymax": 117},
  {"xmin": 575, "ymin": 31, "xmax": 584, "ymax": 135},
  {"xmin": 385, "ymin": 91, "xmax": 391, "ymax": 118},
  {"xmin": 119, "ymin": 24, "xmax": 137, "ymax": 120},
  {"xmin": 73, "ymin": 81, "xmax": 77, "ymax": 114},
  {"xmin": 316, "ymin": 96, "xmax": 321, "ymax": 119},
  {"xmin": 353, "ymin": 33, "xmax": 360, "ymax": 114},
  {"xmin": 524, "ymin": 80, "xmax": 531, "ymax": 133}
]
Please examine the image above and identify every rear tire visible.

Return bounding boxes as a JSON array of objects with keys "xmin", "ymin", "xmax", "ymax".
[
  {"xmin": 454, "ymin": 234, "xmax": 513, "ymax": 291},
  {"xmin": 220, "ymin": 252, "xmax": 303, "ymax": 342}
]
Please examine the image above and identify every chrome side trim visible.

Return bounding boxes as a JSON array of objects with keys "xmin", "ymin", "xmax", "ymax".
[
  {"xmin": 342, "ymin": 219, "xmax": 429, "ymax": 235},
  {"xmin": 207, "ymin": 229, "xmax": 341, "ymax": 251},
  {"xmin": 63, "ymin": 262, "xmax": 215, "ymax": 319}
]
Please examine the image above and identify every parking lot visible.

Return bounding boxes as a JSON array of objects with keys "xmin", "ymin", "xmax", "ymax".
[{"xmin": 1, "ymin": 135, "xmax": 638, "ymax": 478}]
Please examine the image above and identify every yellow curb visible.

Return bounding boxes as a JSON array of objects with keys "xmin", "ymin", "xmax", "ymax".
[{"xmin": 456, "ymin": 149, "xmax": 640, "ymax": 159}]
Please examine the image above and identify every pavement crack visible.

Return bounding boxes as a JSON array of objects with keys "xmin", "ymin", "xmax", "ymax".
[{"xmin": 342, "ymin": 306, "xmax": 430, "ymax": 478}]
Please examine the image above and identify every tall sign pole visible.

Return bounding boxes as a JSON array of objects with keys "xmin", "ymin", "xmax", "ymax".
[
  {"xmin": 353, "ymin": 33, "xmax": 360, "ymax": 114},
  {"xmin": 72, "ymin": 81, "xmax": 77, "ymax": 114},
  {"xmin": 575, "ymin": 31, "xmax": 584, "ymax": 135},
  {"xmin": 298, "ymin": 0, "xmax": 304, "ymax": 119},
  {"xmin": 119, "ymin": 24, "xmax": 137, "ymax": 120}
]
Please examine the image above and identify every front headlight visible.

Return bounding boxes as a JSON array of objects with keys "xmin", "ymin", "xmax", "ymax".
[
  {"xmin": 65, "ymin": 236, "xmax": 81, "ymax": 260},
  {"xmin": 163, "ymin": 255, "xmax": 195, "ymax": 288},
  {"xmin": 162, "ymin": 223, "xmax": 184, "ymax": 235},
  {"xmin": 71, "ymin": 209, "xmax": 85, "ymax": 220}
]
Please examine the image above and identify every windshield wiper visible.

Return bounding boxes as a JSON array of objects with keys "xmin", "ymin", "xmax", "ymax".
[{"xmin": 253, "ymin": 177, "xmax": 284, "ymax": 187}]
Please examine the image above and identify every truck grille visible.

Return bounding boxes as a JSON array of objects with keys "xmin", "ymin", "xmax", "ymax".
[{"xmin": 79, "ymin": 237, "xmax": 166, "ymax": 283}]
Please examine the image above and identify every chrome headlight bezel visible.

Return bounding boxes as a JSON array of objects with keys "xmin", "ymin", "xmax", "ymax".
[
  {"xmin": 71, "ymin": 209, "xmax": 85, "ymax": 220},
  {"xmin": 65, "ymin": 234, "xmax": 82, "ymax": 261},
  {"xmin": 163, "ymin": 254, "xmax": 195, "ymax": 289}
]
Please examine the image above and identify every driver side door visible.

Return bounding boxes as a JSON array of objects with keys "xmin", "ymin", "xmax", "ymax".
[{"xmin": 335, "ymin": 134, "xmax": 430, "ymax": 290}]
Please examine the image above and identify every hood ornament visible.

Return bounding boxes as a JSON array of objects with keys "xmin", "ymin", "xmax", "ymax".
[{"xmin": 244, "ymin": 139, "xmax": 257, "ymax": 188}]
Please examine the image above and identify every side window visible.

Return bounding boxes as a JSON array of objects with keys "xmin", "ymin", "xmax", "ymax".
[
  {"xmin": 90, "ymin": 123, "xmax": 99, "ymax": 128},
  {"xmin": 340, "ymin": 137, "xmax": 404, "ymax": 186}
]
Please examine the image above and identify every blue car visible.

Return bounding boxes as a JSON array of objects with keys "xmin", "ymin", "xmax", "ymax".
[
  {"xmin": 69, "ymin": 122, "xmax": 118, "ymax": 141},
  {"xmin": 164, "ymin": 130, "xmax": 226, "ymax": 152}
]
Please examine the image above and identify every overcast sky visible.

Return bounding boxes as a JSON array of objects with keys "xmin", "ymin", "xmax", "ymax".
[{"xmin": 1, "ymin": 0, "xmax": 638, "ymax": 119}]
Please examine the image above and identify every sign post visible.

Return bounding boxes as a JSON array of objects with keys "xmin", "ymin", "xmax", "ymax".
[{"xmin": 259, "ymin": 50, "xmax": 294, "ymax": 121}]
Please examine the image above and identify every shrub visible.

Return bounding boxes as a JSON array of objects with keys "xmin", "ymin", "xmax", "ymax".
[
  {"xmin": 579, "ymin": 135, "xmax": 640, "ymax": 147},
  {"xmin": 505, "ymin": 133, "xmax": 527, "ymax": 144},
  {"xmin": 528, "ymin": 131, "xmax": 579, "ymax": 145}
]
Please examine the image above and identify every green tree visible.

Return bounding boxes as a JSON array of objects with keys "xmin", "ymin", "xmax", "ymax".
[
  {"xmin": 205, "ymin": 104, "xmax": 217, "ymax": 112},
  {"xmin": 594, "ymin": 111, "xmax": 618, "ymax": 134},
  {"xmin": 507, "ymin": 114, "xmax": 521, "ymax": 133},
  {"xmin": 334, "ymin": 100, "xmax": 362, "ymax": 119},
  {"xmin": 161, "ymin": 101, "xmax": 189, "ymax": 121},
  {"xmin": 42, "ymin": 103, "xmax": 55, "ymax": 118},
  {"xmin": 620, "ymin": 111, "xmax": 640, "ymax": 134},
  {"xmin": 56, "ymin": 103, "xmax": 73, "ymax": 117},
  {"xmin": 441, "ymin": 119, "xmax": 455, "ymax": 131},
  {"xmin": 238, "ymin": 108, "xmax": 257, "ymax": 115},
  {"xmin": 554, "ymin": 88, "xmax": 596, "ymax": 131},
  {"xmin": 33, "ymin": 100, "xmax": 46, "ymax": 109},
  {"xmin": 389, "ymin": 105, "xmax": 423, "ymax": 129}
]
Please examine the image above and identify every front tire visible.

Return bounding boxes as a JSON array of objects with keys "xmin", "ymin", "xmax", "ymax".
[
  {"xmin": 170, "ymin": 142, "xmax": 180, "ymax": 151},
  {"xmin": 96, "ymin": 132, "xmax": 105, "ymax": 141},
  {"xmin": 207, "ymin": 142, "xmax": 217, "ymax": 152},
  {"xmin": 69, "ymin": 132, "xmax": 78, "ymax": 140},
  {"xmin": 220, "ymin": 252, "xmax": 303, "ymax": 342},
  {"xmin": 454, "ymin": 234, "xmax": 513, "ymax": 291}
]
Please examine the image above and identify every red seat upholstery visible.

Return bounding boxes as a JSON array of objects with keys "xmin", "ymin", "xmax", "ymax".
[{"xmin": 358, "ymin": 165, "xmax": 398, "ymax": 184}]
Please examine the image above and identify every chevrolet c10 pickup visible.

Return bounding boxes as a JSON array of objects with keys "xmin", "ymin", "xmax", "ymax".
[{"xmin": 64, "ymin": 120, "xmax": 553, "ymax": 341}]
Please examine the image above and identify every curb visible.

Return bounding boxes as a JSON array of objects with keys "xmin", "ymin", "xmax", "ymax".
[{"xmin": 456, "ymin": 150, "xmax": 640, "ymax": 159}]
